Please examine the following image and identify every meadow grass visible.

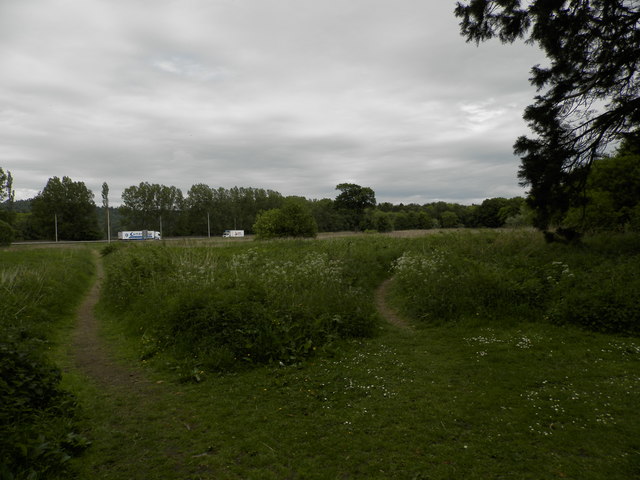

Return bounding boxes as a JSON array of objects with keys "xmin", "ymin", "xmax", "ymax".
[
  {"xmin": 66, "ymin": 231, "xmax": 640, "ymax": 479},
  {"xmin": 71, "ymin": 316, "xmax": 639, "ymax": 479},
  {"xmin": 99, "ymin": 237, "xmax": 405, "ymax": 376},
  {"xmin": 0, "ymin": 247, "xmax": 95, "ymax": 479}
]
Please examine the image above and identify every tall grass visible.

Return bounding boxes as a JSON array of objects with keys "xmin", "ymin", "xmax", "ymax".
[
  {"xmin": 101, "ymin": 237, "xmax": 405, "ymax": 376},
  {"xmin": 74, "ymin": 232, "xmax": 639, "ymax": 478},
  {"xmin": 391, "ymin": 230, "xmax": 640, "ymax": 334},
  {"xmin": 0, "ymin": 248, "xmax": 94, "ymax": 480}
]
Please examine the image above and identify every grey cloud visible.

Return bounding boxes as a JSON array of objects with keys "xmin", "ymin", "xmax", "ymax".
[{"xmin": 1, "ymin": 0, "xmax": 544, "ymax": 206}]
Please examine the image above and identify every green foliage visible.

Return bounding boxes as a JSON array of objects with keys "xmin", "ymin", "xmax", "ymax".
[
  {"xmin": 473, "ymin": 197, "xmax": 525, "ymax": 228},
  {"xmin": 120, "ymin": 182, "xmax": 184, "ymax": 236},
  {"xmin": 101, "ymin": 238, "xmax": 405, "ymax": 374},
  {"xmin": 564, "ymin": 143, "xmax": 640, "ymax": 232},
  {"xmin": 359, "ymin": 209, "xmax": 393, "ymax": 232},
  {"xmin": 184, "ymin": 185, "xmax": 283, "ymax": 236},
  {"xmin": 0, "ymin": 342, "xmax": 88, "ymax": 479},
  {"xmin": 253, "ymin": 198, "xmax": 317, "ymax": 239},
  {"xmin": 440, "ymin": 210, "xmax": 459, "ymax": 228},
  {"xmin": 0, "ymin": 249, "xmax": 94, "ymax": 479},
  {"xmin": 0, "ymin": 167, "xmax": 14, "ymax": 204},
  {"xmin": 30, "ymin": 176, "xmax": 101, "ymax": 241},
  {"xmin": 308, "ymin": 198, "xmax": 351, "ymax": 232},
  {"xmin": 549, "ymin": 256, "xmax": 640, "ymax": 335},
  {"xmin": 100, "ymin": 242, "xmax": 123, "ymax": 257},
  {"xmin": 456, "ymin": 1, "xmax": 640, "ymax": 229},
  {"xmin": 71, "ymin": 233, "xmax": 639, "ymax": 479},
  {"xmin": 391, "ymin": 231, "xmax": 640, "ymax": 335},
  {"xmin": 334, "ymin": 183, "xmax": 376, "ymax": 230},
  {"xmin": 0, "ymin": 219, "xmax": 14, "ymax": 246}
]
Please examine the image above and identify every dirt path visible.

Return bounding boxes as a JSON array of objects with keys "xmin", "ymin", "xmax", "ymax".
[
  {"xmin": 374, "ymin": 277, "xmax": 413, "ymax": 331},
  {"xmin": 71, "ymin": 252, "xmax": 153, "ymax": 392},
  {"xmin": 71, "ymin": 253, "xmax": 410, "ymax": 391}
]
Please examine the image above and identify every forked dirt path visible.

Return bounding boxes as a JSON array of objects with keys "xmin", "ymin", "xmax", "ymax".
[
  {"xmin": 71, "ymin": 252, "xmax": 154, "ymax": 392},
  {"xmin": 71, "ymin": 252, "xmax": 410, "ymax": 390},
  {"xmin": 374, "ymin": 278, "xmax": 413, "ymax": 331}
]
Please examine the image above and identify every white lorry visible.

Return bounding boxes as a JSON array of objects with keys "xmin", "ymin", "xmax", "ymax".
[
  {"xmin": 118, "ymin": 230, "xmax": 161, "ymax": 241},
  {"xmin": 222, "ymin": 229, "xmax": 244, "ymax": 238}
]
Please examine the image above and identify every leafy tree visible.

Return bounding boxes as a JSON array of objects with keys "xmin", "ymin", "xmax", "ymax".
[
  {"xmin": 475, "ymin": 197, "xmax": 516, "ymax": 228},
  {"xmin": 455, "ymin": 0, "xmax": 640, "ymax": 229},
  {"xmin": 393, "ymin": 211, "xmax": 411, "ymax": 230},
  {"xmin": 120, "ymin": 182, "xmax": 184, "ymax": 236},
  {"xmin": 564, "ymin": 139, "xmax": 640, "ymax": 230},
  {"xmin": 183, "ymin": 185, "xmax": 283, "ymax": 236},
  {"xmin": 184, "ymin": 183, "xmax": 216, "ymax": 236},
  {"xmin": 0, "ymin": 168, "xmax": 13, "ymax": 204},
  {"xmin": 334, "ymin": 183, "xmax": 376, "ymax": 230},
  {"xmin": 308, "ymin": 198, "xmax": 350, "ymax": 232},
  {"xmin": 30, "ymin": 176, "xmax": 100, "ymax": 240},
  {"xmin": 440, "ymin": 211, "xmax": 460, "ymax": 228},
  {"xmin": 253, "ymin": 197, "xmax": 317, "ymax": 239},
  {"xmin": 0, "ymin": 168, "xmax": 15, "ymax": 226},
  {"xmin": 361, "ymin": 209, "xmax": 393, "ymax": 232}
]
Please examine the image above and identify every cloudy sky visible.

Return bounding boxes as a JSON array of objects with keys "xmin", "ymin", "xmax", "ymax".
[{"xmin": 1, "ymin": 0, "xmax": 546, "ymax": 205}]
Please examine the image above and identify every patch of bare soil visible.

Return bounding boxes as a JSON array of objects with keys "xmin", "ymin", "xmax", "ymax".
[
  {"xmin": 374, "ymin": 278, "xmax": 412, "ymax": 331},
  {"xmin": 71, "ymin": 253, "xmax": 153, "ymax": 392}
]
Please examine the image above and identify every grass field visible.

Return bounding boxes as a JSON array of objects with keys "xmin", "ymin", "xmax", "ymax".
[{"xmin": 3, "ymin": 231, "xmax": 640, "ymax": 479}]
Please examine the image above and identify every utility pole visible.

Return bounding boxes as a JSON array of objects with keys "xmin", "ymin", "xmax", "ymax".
[
  {"xmin": 207, "ymin": 212, "xmax": 211, "ymax": 238},
  {"xmin": 54, "ymin": 213, "xmax": 58, "ymax": 242}
]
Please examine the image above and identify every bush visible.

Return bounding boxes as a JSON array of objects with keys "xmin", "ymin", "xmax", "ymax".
[
  {"xmin": 0, "ymin": 250, "xmax": 94, "ymax": 479},
  {"xmin": 391, "ymin": 248, "xmax": 547, "ymax": 322},
  {"xmin": 389, "ymin": 231, "xmax": 640, "ymax": 336},
  {"xmin": 0, "ymin": 341, "xmax": 89, "ymax": 479},
  {"xmin": 253, "ymin": 198, "xmax": 317, "ymax": 239},
  {"xmin": 102, "ymin": 242, "xmax": 381, "ymax": 373},
  {"xmin": 0, "ymin": 219, "xmax": 14, "ymax": 246},
  {"xmin": 549, "ymin": 256, "xmax": 640, "ymax": 335}
]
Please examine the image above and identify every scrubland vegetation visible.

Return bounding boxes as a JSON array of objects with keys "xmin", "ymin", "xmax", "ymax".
[
  {"xmin": 2, "ymin": 230, "xmax": 639, "ymax": 478},
  {"xmin": 0, "ymin": 248, "xmax": 94, "ymax": 479},
  {"xmin": 100, "ymin": 236, "xmax": 403, "ymax": 376}
]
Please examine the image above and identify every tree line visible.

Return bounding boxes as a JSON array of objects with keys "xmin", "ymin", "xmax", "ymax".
[
  {"xmin": 2, "ymin": 141, "xmax": 639, "ymax": 244},
  {"xmin": 0, "ymin": 174, "xmax": 529, "ymax": 243}
]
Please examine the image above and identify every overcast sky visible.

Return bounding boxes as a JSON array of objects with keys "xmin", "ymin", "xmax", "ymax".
[{"xmin": 1, "ymin": 0, "xmax": 546, "ymax": 205}]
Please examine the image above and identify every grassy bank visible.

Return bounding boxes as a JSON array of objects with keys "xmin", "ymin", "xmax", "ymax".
[{"xmin": 0, "ymin": 247, "xmax": 95, "ymax": 479}]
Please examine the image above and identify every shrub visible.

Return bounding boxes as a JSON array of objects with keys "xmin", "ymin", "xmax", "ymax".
[
  {"xmin": 0, "ymin": 341, "xmax": 89, "ymax": 479},
  {"xmin": 0, "ymin": 250, "xmax": 94, "ymax": 479},
  {"xmin": 389, "ymin": 231, "xmax": 640, "ymax": 336},
  {"xmin": 102, "ymin": 242, "xmax": 381, "ymax": 372},
  {"xmin": 253, "ymin": 198, "xmax": 317, "ymax": 239},
  {"xmin": 549, "ymin": 256, "xmax": 640, "ymax": 335},
  {"xmin": 0, "ymin": 219, "xmax": 14, "ymax": 246}
]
